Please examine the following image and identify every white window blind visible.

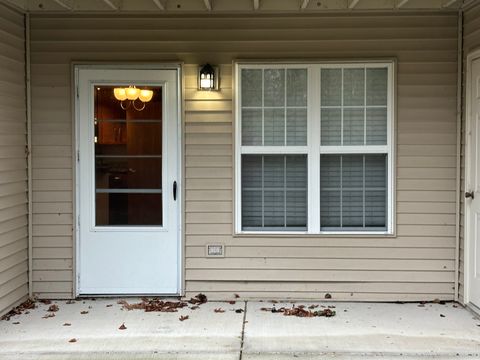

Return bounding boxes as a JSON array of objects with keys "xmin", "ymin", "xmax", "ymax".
[{"xmin": 236, "ymin": 62, "xmax": 394, "ymax": 234}]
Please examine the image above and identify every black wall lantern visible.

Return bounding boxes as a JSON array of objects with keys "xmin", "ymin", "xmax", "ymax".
[{"xmin": 198, "ymin": 63, "xmax": 219, "ymax": 91}]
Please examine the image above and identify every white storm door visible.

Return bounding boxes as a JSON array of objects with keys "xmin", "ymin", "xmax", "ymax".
[
  {"xmin": 76, "ymin": 67, "xmax": 180, "ymax": 295},
  {"xmin": 467, "ymin": 56, "xmax": 480, "ymax": 308}
]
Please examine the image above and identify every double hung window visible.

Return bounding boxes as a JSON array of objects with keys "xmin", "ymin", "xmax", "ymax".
[{"xmin": 236, "ymin": 62, "xmax": 394, "ymax": 234}]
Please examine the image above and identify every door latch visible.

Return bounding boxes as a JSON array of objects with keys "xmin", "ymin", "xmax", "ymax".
[
  {"xmin": 173, "ymin": 181, "xmax": 177, "ymax": 201},
  {"xmin": 465, "ymin": 191, "xmax": 474, "ymax": 199}
]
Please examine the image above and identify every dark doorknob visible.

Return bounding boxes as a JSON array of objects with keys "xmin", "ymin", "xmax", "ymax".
[{"xmin": 465, "ymin": 191, "xmax": 474, "ymax": 199}]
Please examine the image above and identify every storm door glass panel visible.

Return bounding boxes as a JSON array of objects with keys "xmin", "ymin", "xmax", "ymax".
[{"xmin": 94, "ymin": 85, "xmax": 163, "ymax": 226}]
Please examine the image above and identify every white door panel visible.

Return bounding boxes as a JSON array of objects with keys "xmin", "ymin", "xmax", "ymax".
[
  {"xmin": 467, "ymin": 57, "xmax": 480, "ymax": 307},
  {"xmin": 76, "ymin": 67, "xmax": 180, "ymax": 295}
]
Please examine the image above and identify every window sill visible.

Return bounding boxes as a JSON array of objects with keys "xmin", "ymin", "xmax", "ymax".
[{"xmin": 233, "ymin": 231, "xmax": 396, "ymax": 238}]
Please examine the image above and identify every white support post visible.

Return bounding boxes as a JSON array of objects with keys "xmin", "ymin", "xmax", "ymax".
[{"xmin": 253, "ymin": 0, "xmax": 260, "ymax": 10}]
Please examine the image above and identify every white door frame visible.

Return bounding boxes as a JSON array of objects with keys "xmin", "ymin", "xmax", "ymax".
[
  {"xmin": 73, "ymin": 64, "xmax": 183, "ymax": 297},
  {"xmin": 464, "ymin": 49, "xmax": 480, "ymax": 305}
]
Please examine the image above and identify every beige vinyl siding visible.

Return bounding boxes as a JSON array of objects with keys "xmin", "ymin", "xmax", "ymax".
[
  {"xmin": 30, "ymin": 12, "xmax": 458, "ymax": 301},
  {"xmin": 0, "ymin": 4, "xmax": 28, "ymax": 316},
  {"xmin": 459, "ymin": 3, "xmax": 480, "ymax": 303}
]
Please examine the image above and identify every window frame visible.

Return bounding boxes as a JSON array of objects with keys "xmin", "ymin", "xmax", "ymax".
[{"xmin": 234, "ymin": 61, "xmax": 395, "ymax": 235}]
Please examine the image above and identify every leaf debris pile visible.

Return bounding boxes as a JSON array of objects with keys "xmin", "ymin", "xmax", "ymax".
[
  {"xmin": 261, "ymin": 304, "xmax": 336, "ymax": 318},
  {"xmin": 118, "ymin": 293, "xmax": 207, "ymax": 313},
  {"xmin": 1, "ymin": 299, "xmax": 36, "ymax": 321}
]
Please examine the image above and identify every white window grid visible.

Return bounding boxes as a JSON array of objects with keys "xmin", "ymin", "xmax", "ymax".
[{"xmin": 235, "ymin": 62, "xmax": 395, "ymax": 235}]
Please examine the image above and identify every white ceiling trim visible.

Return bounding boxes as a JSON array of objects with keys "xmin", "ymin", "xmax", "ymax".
[
  {"xmin": 301, "ymin": 0, "xmax": 310, "ymax": 9},
  {"xmin": 102, "ymin": 0, "xmax": 118, "ymax": 10},
  {"xmin": 52, "ymin": 0, "xmax": 71, "ymax": 10},
  {"xmin": 152, "ymin": 0, "xmax": 164, "ymax": 10},
  {"xmin": 203, "ymin": 0, "xmax": 212, "ymax": 11},
  {"xmin": 349, "ymin": 0, "xmax": 361, "ymax": 9}
]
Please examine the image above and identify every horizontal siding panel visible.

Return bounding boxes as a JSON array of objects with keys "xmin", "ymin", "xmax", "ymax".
[
  {"xmin": 32, "ymin": 247, "xmax": 72, "ymax": 259},
  {"xmin": 0, "ymin": 170, "xmax": 27, "ymax": 185},
  {"xmin": 0, "ymin": 250, "xmax": 27, "ymax": 274},
  {"xmin": 0, "ymin": 262, "xmax": 28, "ymax": 288},
  {"xmin": 32, "ymin": 270, "xmax": 72, "ymax": 282},
  {"xmin": 32, "ymin": 202, "xmax": 72, "ymax": 214},
  {"xmin": 32, "ymin": 168, "xmax": 72, "ymax": 180},
  {"xmin": 0, "ymin": 193, "xmax": 27, "ymax": 211},
  {"xmin": 0, "ymin": 272, "xmax": 28, "ymax": 300},
  {"xmin": 186, "ymin": 178, "xmax": 232, "ymax": 190},
  {"xmin": 184, "ymin": 291, "xmax": 453, "ymax": 302},
  {"xmin": 186, "ymin": 258, "xmax": 453, "ymax": 271},
  {"xmin": 32, "ymin": 281, "xmax": 72, "ymax": 293},
  {"xmin": 0, "ymin": 285, "xmax": 28, "ymax": 317},
  {"xmin": 186, "ymin": 269, "xmax": 454, "ymax": 282},
  {"xmin": 186, "ymin": 201, "xmax": 232, "ymax": 213},
  {"xmin": 33, "ymin": 214, "xmax": 72, "ymax": 225},
  {"xmin": 32, "ymin": 225, "xmax": 72, "ymax": 237},
  {"xmin": 0, "ymin": 227, "xmax": 27, "ymax": 248},
  {"xmin": 186, "ymin": 246, "xmax": 454, "ymax": 259},
  {"xmin": 33, "ymin": 236, "xmax": 72, "ymax": 248},
  {"xmin": 396, "ymin": 202, "xmax": 455, "ymax": 214},
  {"xmin": 186, "ymin": 280, "xmax": 454, "ymax": 294},
  {"xmin": 186, "ymin": 235, "xmax": 455, "ymax": 248},
  {"xmin": 32, "ymin": 258, "xmax": 72, "ymax": 270},
  {"xmin": 33, "ymin": 191, "xmax": 72, "ymax": 202}
]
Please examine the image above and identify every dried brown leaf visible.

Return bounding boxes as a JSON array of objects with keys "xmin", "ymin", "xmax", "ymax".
[
  {"xmin": 188, "ymin": 293, "xmax": 207, "ymax": 305},
  {"xmin": 48, "ymin": 304, "xmax": 59, "ymax": 312},
  {"xmin": 119, "ymin": 323, "xmax": 127, "ymax": 330},
  {"xmin": 80, "ymin": 311, "xmax": 88, "ymax": 315},
  {"xmin": 68, "ymin": 338, "xmax": 77, "ymax": 343},
  {"xmin": 63, "ymin": 323, "xmax": 71, "ymax": 326},
  {"xmin": 0, "ymin": 299, "xmax": 36, "ymax": 321},
  {"xmin": 214, "ymin": 308, "xmax": 225, "ymax": 313},
  {"xmin": 179, "ymin": 315, "xmax": 189, "ymax": 321}
]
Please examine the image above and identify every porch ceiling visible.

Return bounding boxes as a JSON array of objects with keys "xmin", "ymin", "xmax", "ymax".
[{"xmin": 0, "ymin": 0, "xmax": 469, "ymax": 13}]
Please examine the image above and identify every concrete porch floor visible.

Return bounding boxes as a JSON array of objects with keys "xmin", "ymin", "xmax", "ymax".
[{"xmin": 0, "ymin": 299, "xmax": 479, "ymax": 359}]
